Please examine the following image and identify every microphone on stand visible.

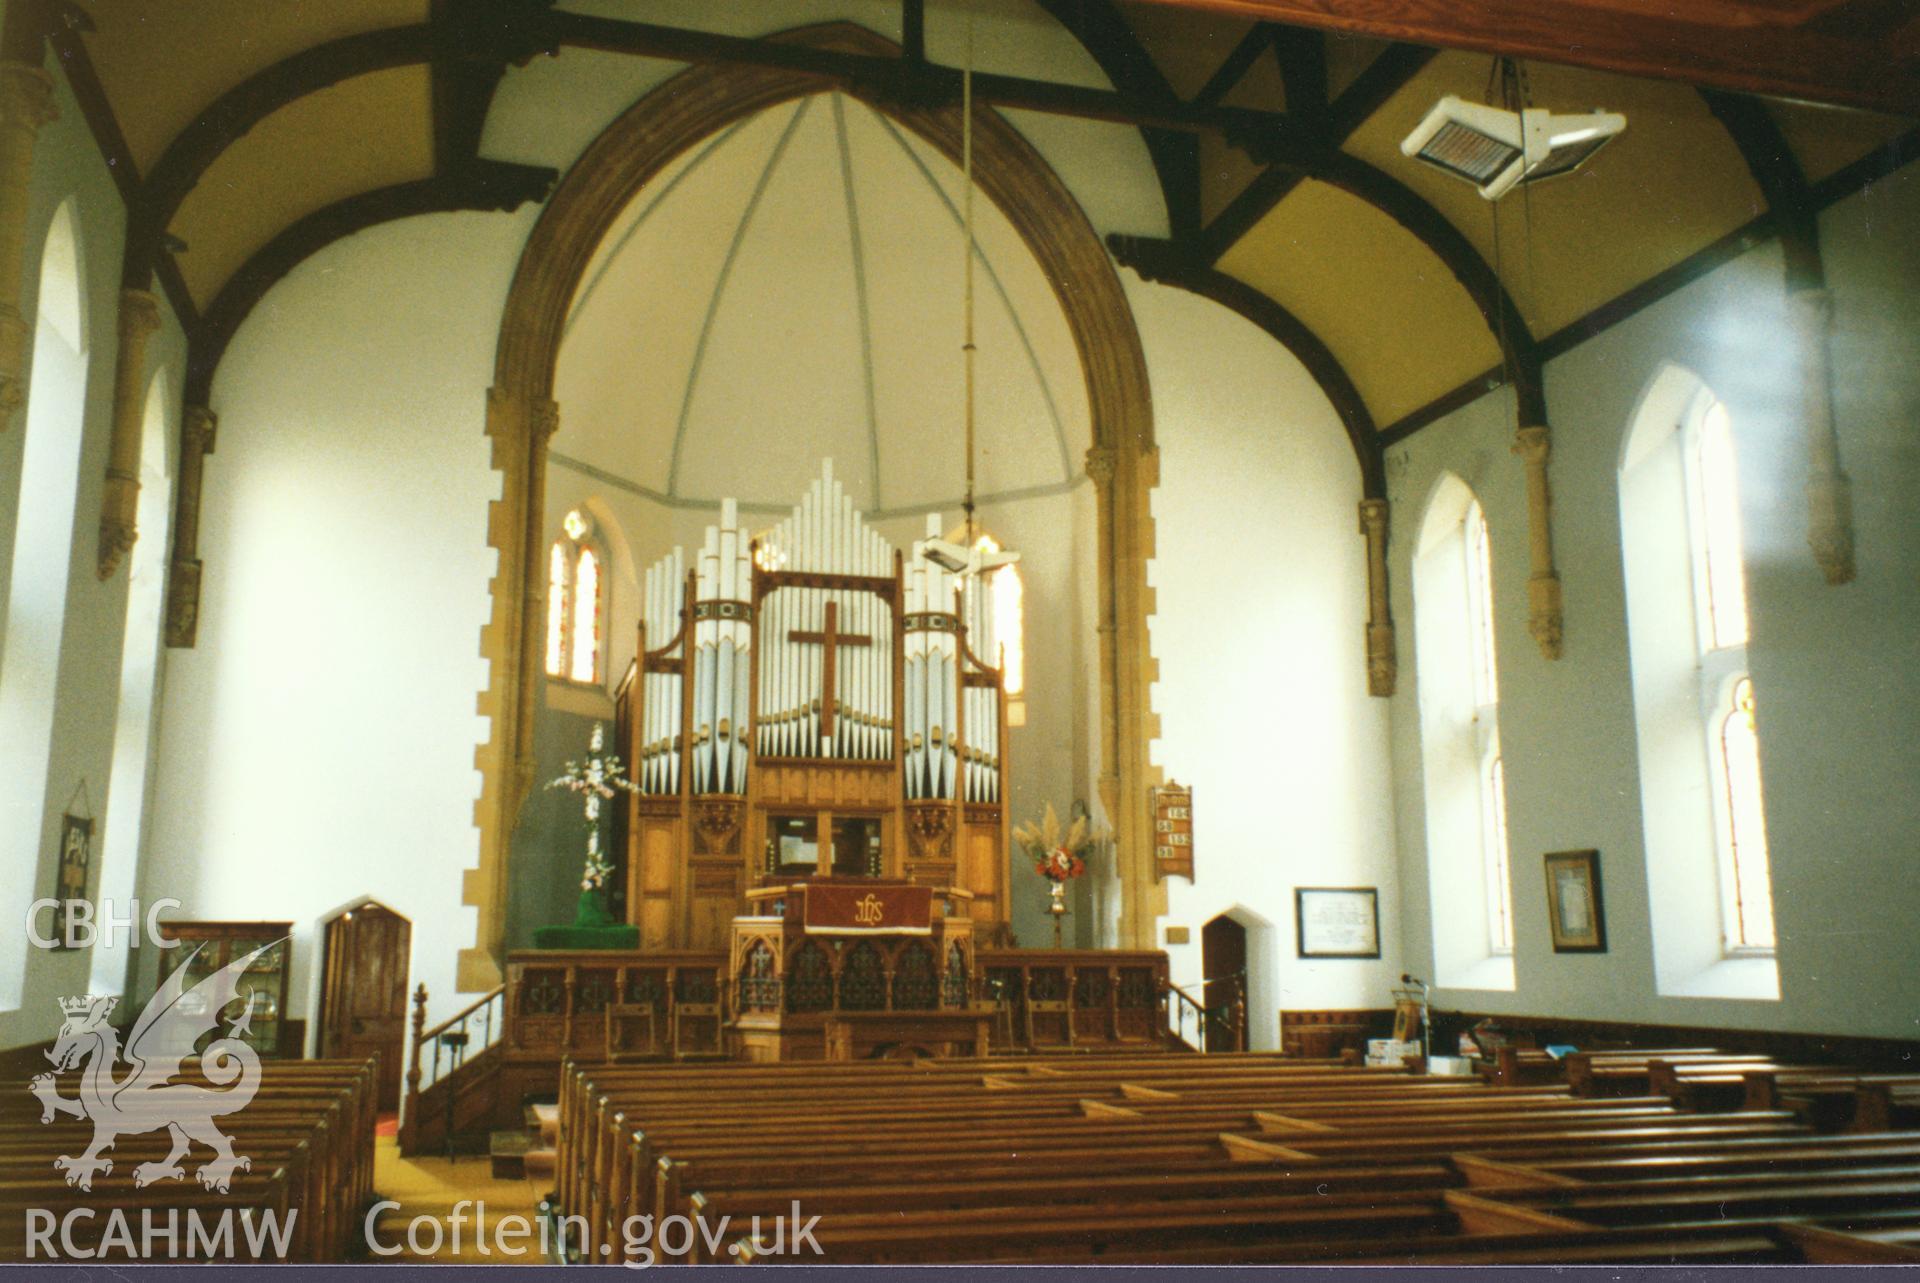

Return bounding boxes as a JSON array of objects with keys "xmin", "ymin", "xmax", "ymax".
[{"xmin": 1398, "ymin": 975, "xmax": 1433, "ymax": 1068}]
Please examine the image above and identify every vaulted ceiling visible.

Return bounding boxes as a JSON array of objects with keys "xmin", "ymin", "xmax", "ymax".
[
  {"xmin": 24, "ymin": 0, "xmax": 1916, "ymax": 477},
  {"xmin": 553, "ymin": 88, "xmax": 1090, "ymax": 514}
]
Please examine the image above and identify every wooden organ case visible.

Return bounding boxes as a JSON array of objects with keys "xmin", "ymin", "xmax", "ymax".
[{"xmin": 615, "ymin": 462, "xmax": 1012, "ymax": 953}]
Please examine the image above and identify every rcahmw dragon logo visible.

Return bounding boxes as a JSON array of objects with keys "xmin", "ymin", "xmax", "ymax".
[{"xmin": 29, "ymin": 940, "xmax": 281, "ymax": 1193}]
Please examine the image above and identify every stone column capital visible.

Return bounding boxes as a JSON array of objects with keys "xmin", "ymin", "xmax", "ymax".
[
  {"xmin": 119, "ymin": 287, "xmax": 163, "ymax": 337},
  {"xmin": 1511, "ymin": 424, "xmax": 1551, "ymax": 465},
  {"xmin": 0, "ymin": 62, "xmax": 59, "ymax": 133},
  {"xmin": 183, "ymin": 404, "xmax": 219, "ymax": 455}
]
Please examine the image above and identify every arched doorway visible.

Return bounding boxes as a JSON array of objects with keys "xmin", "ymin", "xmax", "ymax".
[
  {"xmin": 1202, "ymin": 913, "xmax": 1247, "ymax": 1052},
  {"xmin": 317, "ymin": 901, "xmax": 412, "ymax": 1111}
]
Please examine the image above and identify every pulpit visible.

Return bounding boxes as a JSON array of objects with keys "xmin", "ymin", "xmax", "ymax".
[{"xmin": 728, "ymin": 878, "xmax": 988, "ymax": 1060}]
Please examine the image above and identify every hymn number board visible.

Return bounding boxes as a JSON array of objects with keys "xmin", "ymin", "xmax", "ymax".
[{"xmin": 1153, "ymin": 782, "xmax": 1194, "ymax": 882}]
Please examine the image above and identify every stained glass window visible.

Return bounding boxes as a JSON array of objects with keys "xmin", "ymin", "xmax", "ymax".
[{"xmin": 545, "ymin": 508, "xmax": 604, "ymax": 685}]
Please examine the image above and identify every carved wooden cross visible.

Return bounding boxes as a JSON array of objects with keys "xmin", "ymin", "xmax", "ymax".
[{"xmin": 788, "ymin": 601, "xmax": 870, "ymax": 736}]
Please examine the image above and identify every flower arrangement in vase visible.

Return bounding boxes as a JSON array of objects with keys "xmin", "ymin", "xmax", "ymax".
[{"xmin": 1013, "ymin": 803, "xmax": 1102, "ymax": 945}]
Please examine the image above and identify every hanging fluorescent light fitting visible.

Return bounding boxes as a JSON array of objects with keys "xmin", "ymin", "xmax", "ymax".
[{"xmin": 1401, "ymin": 93, "xmax": 1625, "ymax": 200}]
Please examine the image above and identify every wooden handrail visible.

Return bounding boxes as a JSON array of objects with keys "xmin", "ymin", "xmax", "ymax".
[
  {"xmin": 421, "ymin": 983, "xmax": 505, "ymax": 1045},
  {"xmin": 1163, "ymin": 974, "xmax": 1248, "ymax": 1053}
]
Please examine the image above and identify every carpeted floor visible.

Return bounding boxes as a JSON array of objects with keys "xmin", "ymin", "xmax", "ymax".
[{"xmin": 363, "ymin": 1136, "xmax": 551, "ymax": 1263}]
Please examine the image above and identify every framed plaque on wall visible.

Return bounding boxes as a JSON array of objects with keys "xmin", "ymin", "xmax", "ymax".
[{"xmin": 1295, "ymin": 886, "xmax": 1381, "ymax": 959}]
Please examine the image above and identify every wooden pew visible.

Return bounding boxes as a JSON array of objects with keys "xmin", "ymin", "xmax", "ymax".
[
  {"xmin": 0, "ymin": 1059, "xmax": 376, "ymax": 1263},
  {"xmin": 559, "ymin": 1050, "xmax": 1908, "ymax": 1267}
]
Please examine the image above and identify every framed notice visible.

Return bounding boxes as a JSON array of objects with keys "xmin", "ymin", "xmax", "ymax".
[
  {"xmin": 1544, "ymin": 849, "xmax": 1607, "ymax": 953},
  {"xmin": 1151, "ymin": 782, "xmax": 1194, "ymax": 882},
  {"xmin": 1295, "ymin": 886, "xmax": 1380, "ymax": 959},
  {"xmin": 49, "ymin": 813, "xmax": 93, "ymax": 951}
]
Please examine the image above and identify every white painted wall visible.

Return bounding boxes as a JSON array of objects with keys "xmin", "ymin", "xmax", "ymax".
[
  {"xmin": 1129, "ymin": 274, "xmax": 1401, "ymax": 1050},
  {"xmin": 1387, "ymin": 167, "xmax": 1920, "ymax": 1041},
  {"xmin": 142, "ymin": 209, "xmax": 537, "ymax": 1044}
]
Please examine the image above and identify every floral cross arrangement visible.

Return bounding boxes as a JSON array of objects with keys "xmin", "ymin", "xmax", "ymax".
[
  {"xmin": 1013, "ymin": 802, "xmax": 1099, "ymax": 883},
  {"xmin": 548, "ymin": 722, "xmax": 641, "ymax": 891}
]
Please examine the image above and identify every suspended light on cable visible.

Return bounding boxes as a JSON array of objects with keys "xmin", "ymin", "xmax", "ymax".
[
  {"xmin": 1401, "ymin": 94, "xmax": 1624, "ymax": 200},
  {"xmin": 923, "ymin": 15, "xmax": 1020, "ymax": 583}
]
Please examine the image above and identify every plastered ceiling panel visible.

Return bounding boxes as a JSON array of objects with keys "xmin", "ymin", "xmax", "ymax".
[
  {"xmin": 171, "ymin": 65, "xmax": 434, "ymax": 306},
  {"xmin": 1218, "ymin": 180, "xmax": 1502, "ymax": 428},
  {"xmin": 553, "ymin": 92, "xmax": 1088, "ymax": 516},
  {"xmin": 1765, "ymin": 101, "xmax": 1915, "ymax": 185},
  {"xmin": 1341, "ymin": 51, "xmax": 1764, "ymax": 336},
  {"xmin": 82, "ymin": 0, "xmax": 428, "ymax": 171}
]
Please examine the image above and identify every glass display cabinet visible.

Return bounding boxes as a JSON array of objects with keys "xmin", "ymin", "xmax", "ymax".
[{"xmin": 134, "ymin": 920, "xmax": 295, "ymax": 1058}]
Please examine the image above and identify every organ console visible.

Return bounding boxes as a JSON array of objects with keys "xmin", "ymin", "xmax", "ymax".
[{"xmin": 615, "ymin": 461, "xmax": 1011, "ymax": 953}]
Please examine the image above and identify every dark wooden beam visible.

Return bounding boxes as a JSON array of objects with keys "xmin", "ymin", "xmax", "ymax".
[
  {"xmin": 430, "ymin": 0, "xmax": 557, "ymax": 177},
  {"xmin": 1113, "ymin": 0, "xmax": 1920, "ymax": 117},
  {"xmin": 1378, "ymin": 125, "xmax": 1919, "ymax": 446},
  {"xmin": 1809, "ymin": 125, "xmax": 1920, "ymax": 206},
  {"xmin": 1699, "ymin": 87, "xmax": 1823, "ymax": 292},
  {"xmin": 1200, "ymin": 41, "xmax": 1434, "ymax": 260},
  {"xmin": 184, "ymin": 162, "xmax": 554, "ymax": 405},
  {"xmin": 545, "ymin": 10, "xmax": 1311, "ymax": 150},
  {"xmin": 1110, "ymin": 234, "xmax": 1383, "ymax": 497},
  {"xmin": 1193, "ymin": 21, "xmax": 1273, "ymax": 106},
  {"xmin": 1270, "ymin": 26, "xmax": 1327, "ymax": 137},
  {"xmin": 901, "ymin": 0, "xmax": 925, "ymax": 64},
  {"xmin": 1031, "ymin": 0, "xmax": 1204, "ymax": 244}
]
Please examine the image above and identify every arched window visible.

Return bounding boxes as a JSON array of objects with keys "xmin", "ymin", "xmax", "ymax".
[
  {"xmin": 1413, "ymin": 479, "xmax": 1515, "ymax": 989},
  {"xmin": 544, "ymin": 507, "xmax": 603, "ymax": 685},
  {"xmin": 0, "ymin": 199, "xmax": 91, "ymax": 1012},
  {"xmin": 1686, "ymin": 398, "xmax": 1771, "ymax": 952},
  {"xmin": 1620, "ymin": 369, "xmax": 1777, "ymax": 997},
  {"xmin": 1462, "ymin": 500, "xmax": 1512, "ymax": 955}
]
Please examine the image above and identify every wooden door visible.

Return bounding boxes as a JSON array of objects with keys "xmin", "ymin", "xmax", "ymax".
[
  {"xmin": 318, "ymin": 904, "xmax": 411, "ymax": 1111},
  {"xmin": 1201, "ymin": 914, "xmax": 1246, "ymax": 1053}
]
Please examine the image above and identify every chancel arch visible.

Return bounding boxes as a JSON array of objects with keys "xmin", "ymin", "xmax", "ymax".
[{"xmin": 465, "ymin": 22, "xmax": 1162, "ymax": 989}]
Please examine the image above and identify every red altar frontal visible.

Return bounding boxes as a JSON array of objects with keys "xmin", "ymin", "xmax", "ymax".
[{"xmin": 729, "ymin": 878, "xmax": 990, "ymax": 1061}]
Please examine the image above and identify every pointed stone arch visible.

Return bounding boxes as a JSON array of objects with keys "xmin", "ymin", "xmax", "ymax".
[{"xmin": 460, "ymin": 22, "xmax": 1163, "ymax": 988}]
